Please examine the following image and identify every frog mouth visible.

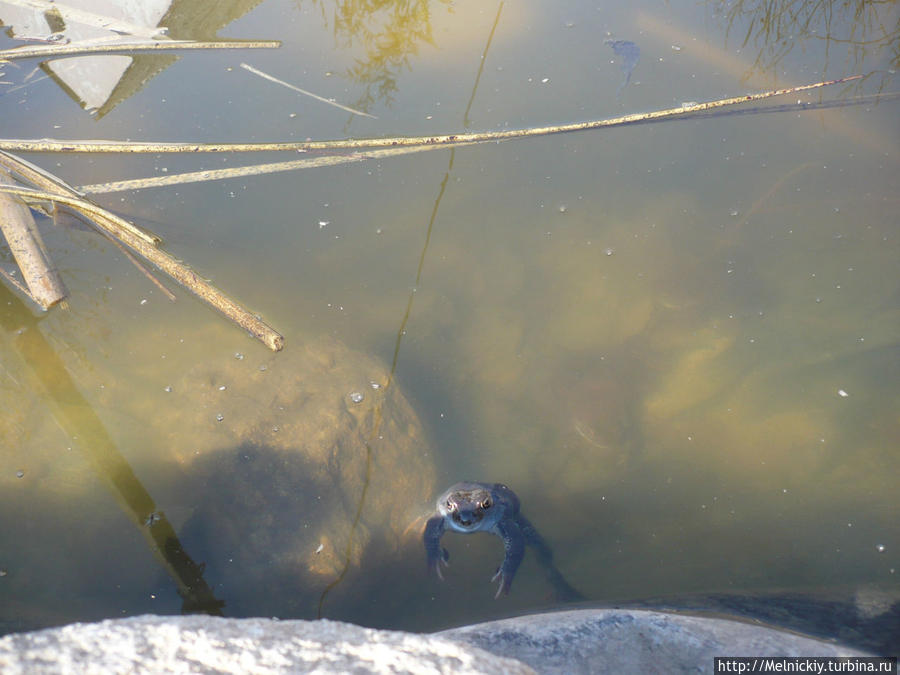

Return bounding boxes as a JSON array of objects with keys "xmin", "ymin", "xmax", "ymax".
[{"xmin": 452, "ymin": 513, "xmax": 481, "ymax": 529}]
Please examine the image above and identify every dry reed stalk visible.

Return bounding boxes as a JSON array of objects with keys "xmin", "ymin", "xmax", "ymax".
[
  {"xmin": 0, "ymin": 76, "xmax": 862, "ymax": 156},
  {"xmin": 0, "ymin": 38, "xmax": 280, "ymax": 61},
  {"xmin": 0, "ymin": 170, "xmax": 67, "ymax": 309},
  {"xmin": 0, "ymin": 180, "xmax": 284, "ymax": 351},
  {"xmin": 77, "ymin": 143, "xmax": 465, "ymax": 194},
  {"xmin": 0, "ymin": 150, "xmax": 160, "ymax": 245}
]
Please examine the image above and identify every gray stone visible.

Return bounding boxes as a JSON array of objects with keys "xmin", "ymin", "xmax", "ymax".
[
  {"xmin": 439, "ymin": 609, "xmax": 871, "ymax": 674},
  {"xmin": 0, "ymin": 614, "xmax": 534, "ymax": 675},
  {"xmin": 0, "ymin": 609, "xmax": 872, "ymax": 674}
]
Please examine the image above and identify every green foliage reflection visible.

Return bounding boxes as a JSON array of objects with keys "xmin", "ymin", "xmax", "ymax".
[
  {"xmin": 304, "ymin": 0, "xmax": 453, "ymax": 110},
  {"xmin": 709, "ymin": 0, "xmax": 899, "ymax": 88}
]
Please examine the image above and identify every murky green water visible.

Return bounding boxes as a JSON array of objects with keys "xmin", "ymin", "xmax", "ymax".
[{"xmin": 1, "ymin": 0, "xmax": 898, "ymax": 650}]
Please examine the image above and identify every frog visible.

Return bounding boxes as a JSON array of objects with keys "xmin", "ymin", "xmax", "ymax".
[{"xmin": 423, "ymin": 481, "xmax": 584, "ymax": 601}]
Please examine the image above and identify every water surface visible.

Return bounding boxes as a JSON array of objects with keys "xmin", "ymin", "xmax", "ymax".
[{"xmin": 1, "ymin": 0, "xmax": 898, "ymax": 648}]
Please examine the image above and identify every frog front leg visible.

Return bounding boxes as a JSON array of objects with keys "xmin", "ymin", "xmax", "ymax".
[
  {"xmin": 490, "ymin": 518, "xmax": 526, "ymax": 598},
  {"xmin": 423, "ymin": 515, "xmax": 449, "ymax": 580}
]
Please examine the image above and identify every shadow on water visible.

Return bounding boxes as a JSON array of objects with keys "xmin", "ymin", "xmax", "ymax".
[
  {"xmin": 630, "ymin": 590, "xmax": 900, "ymax": 654},
  {"xmin": 178, "ymin": 442, "xmax": 332, "ymax": 618},
  {"xmin": 0, "ymin": 284, "xmax": 224, "ymax": 629}
]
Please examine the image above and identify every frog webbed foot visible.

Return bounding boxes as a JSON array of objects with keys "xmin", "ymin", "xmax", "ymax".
[
  {"xmin": 430, "ymin": 548, "xmax": 450, "ymax": 580},
  {"xmin": 424, "ymin": 515, "xmax": 449, "ymax": 581},
  {"xmin": 490, "ymin": 566, "xmax": 513, "ymax": 599}
]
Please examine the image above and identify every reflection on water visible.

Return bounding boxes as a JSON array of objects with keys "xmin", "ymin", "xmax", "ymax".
[
  {"xmin": 1, "ymin": 0, "xmax": 898, "ymax": 650},
  {"xmin": 0, "ymin": 0, "xmax": 270, "ymax": 117},
  {"xmin": 304, "ymin": 0, "xmax": 453, "ymax": 112},
  {"xmin": 708, "ymin": 0, "xmax": 900, "ymax": 89}
]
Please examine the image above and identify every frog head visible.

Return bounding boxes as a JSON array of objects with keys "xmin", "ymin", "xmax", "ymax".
[{"xmin": 438, "ymin": 482, "xmax": 506, "ymax": 533}]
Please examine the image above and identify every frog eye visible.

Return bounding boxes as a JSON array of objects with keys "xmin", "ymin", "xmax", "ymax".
[
  {"xmin": 481, "ymin": 497, "xmax": 492, "ymax": 509},
  {"xmin": 446, "ymin": 500, "xmax": 457, "ymax": 512}
]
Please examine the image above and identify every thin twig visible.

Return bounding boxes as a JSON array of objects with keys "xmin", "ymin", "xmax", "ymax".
[
  {"xmin": 102, "ymin": 232, "xmax": 177, "ymax": 302},
  {"xmin": 240, "ymin": 63, "xmax": 377, "ymax": 119},
  {"xmin": 0, "ymin": 266, "xmax": 34, "ymax": 300}
]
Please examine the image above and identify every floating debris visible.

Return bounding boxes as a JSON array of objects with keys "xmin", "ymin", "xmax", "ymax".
[{"xmin": 604, "ymin": 39, "xmax": 640, "ymax": 97}]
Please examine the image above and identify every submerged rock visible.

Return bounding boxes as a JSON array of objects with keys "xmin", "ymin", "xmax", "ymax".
[
  {"xmin": 58, "ymin": 325, "xmax": 439, "ymax": 619},
  {"xmin": 158, "ymin": 333, "xmax": 436, "ymax": 616}
]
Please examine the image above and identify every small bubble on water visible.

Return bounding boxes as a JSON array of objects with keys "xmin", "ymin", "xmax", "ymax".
[
  {"xmin": 234, "ymin": 352, "xmax": 244, "ymax": 360},
  {"xmin": 0, "ymin": 569, "xmax": 7, "ymax": 577},
  {"xmin": 838, "ymin": 389, "xmax": 849, "ymax": 398},
  {"xmin": 349, "ymin": 391, "xmax": 364, "ymax": 404},
  {"xmin": 15, "ymin": 470, "xmax": 24, "ymax": 479},
  {"xmin": 603, "ymin": 247, "xmax": 615, "ymax": 256},
  {"xmin": 558, "ymin": 204, "xmax": 568, "ymax": 214},
  {"xmin": 215, "ymin": 413, "xmax": 225, "ymax": 422},
  {"xmin": 730, "ymin": 209, "xmax": 740, "ymax": 217},
  {"xmin": 876, "ymin": 544, "xmax": 886, "ymax": 553},
  {"xmin": 218, "ymin": 385, "xmax": 227, "ymax": 391},
  {"xmin": 259, "ymin": 365, "xmax": 267, "ymax": 372},
  {"xmin": 370, "ymin": 381, "xmax": 381, "ymax": 389},
  {"xmin": 163, "ymin": 385, "xmax": 172, "ymax": 393},
  {"xmin": 318, "ymin": 220, "xmax": 329, "ymax": 229}
]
